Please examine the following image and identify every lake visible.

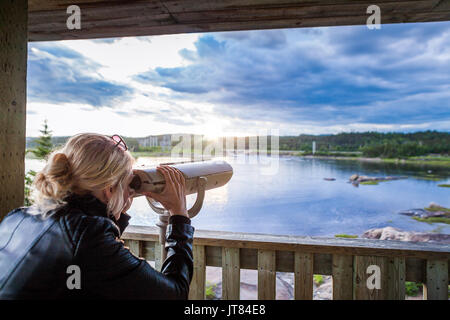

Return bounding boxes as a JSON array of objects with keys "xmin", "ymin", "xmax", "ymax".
[{"xmin": 25, "ymin": 155, "xmax": 450, "ymax": 237}]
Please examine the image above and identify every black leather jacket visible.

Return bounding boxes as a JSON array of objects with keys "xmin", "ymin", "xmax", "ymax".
[{"xmin": 0, "ymin": 193, "xmax": 195, "ymax": 299}]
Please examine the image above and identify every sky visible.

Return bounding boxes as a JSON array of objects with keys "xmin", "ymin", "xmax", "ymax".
[{"xmin": 26, "ymin": 21, "xmax": 450, "ymax": 138}]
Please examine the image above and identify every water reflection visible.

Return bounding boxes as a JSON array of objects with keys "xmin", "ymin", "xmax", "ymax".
[{"xmin": 25, "ymin": 156, "xmax": 450, "ymax": 236}]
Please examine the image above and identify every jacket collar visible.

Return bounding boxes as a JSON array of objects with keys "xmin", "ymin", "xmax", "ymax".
[
  {"xmin": 63, "ymin": 192, "xmax": 131, "ymax": 236},
  {"xmin": 64, "ymin": 192, "xmax": 109, "ymax": 218}
]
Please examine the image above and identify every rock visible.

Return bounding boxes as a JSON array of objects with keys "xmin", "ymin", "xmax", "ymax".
[
  {"xmin": 398, "ymin": 208, "xmax": 449, "ymax": 219},
  {"xmin": 399, "ymin": 209, "xmax": 431, "ymax": 218},
  {"xmin": 313, "ymin": 276, "xmax": 332, "ymax": 300},
  {"xmin": 349, "ymin": 174, "xmax": 407, "ymax": 184},
  {"xmin": 361, "ymin": 227, "xmax": 450, "ymax": 244},
  {"xmin": 205, "ymin": 268, "xmax": 295, "ymax": 300},
  {"xmin": 428, "ymin": 202, "xmax": 443, "ymax": 209},
  {"xmin": 323, "ymin": 178, "xmax": 336, "ymax": 181}
]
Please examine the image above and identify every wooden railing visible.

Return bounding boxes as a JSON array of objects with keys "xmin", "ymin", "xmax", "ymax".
[{"xmin": 122, "ymin": 225, "xmax": 449, "ymax": 300}]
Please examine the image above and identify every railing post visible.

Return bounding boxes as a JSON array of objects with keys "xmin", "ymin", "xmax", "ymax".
[
  {"xmin": 294, "ymin": 252, "xmax": 313, "ymax": 300},
  {"xmin": 258, "ymin": 249, "xmax": 276, "ymax": 300},
  {"xmin": 0, "ymin": 0, "xmax": 28, "ymax": 222},
  {"xmin": 353, "ymin": 256, "xmax": 387, "ymax": 299},
  {"xmin": 222, "ymin": 247, "xmax": 240, "ymax": 300},
  {"xmin": 424, "ymin": 259, "xmax": 448, "ymax": 300},
  {"xmin": 189, "ymin": 245, "xmax": 206, "ymax": 300},
  {"xmin": 128, "ymin": 240, "xmax": 141, "ymax": 257},
  {"xmin": 332, "ymin": 254, "xmax": 353, "ymax": 300},
  {"xmin": 154, "ymin": 241, "xmax": 162, "ymax": 271},
  {"xmin": 386, "ymin": 257, "xmax": 406, "ymax": 300}
]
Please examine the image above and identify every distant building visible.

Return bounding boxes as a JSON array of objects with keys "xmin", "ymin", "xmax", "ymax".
[{"xmin": 137, "ymin": 134, "xmax": 172, "ymax": 150}]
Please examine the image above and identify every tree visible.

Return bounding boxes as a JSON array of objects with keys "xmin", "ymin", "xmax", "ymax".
[
  {"xmin": 30, "ymin": 119, "xmax": 53, "ymax": 160},
  {"xmin": 24, "ymin": 120, "xmax": 54, "ymax": 206}
]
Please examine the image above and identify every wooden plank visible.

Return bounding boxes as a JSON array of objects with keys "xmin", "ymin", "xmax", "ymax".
[
  {"xmin": 142, "ymin": 241, "xmax": 156, "ymax": 261},
  {"xmin": 385, "ymin": 257, "xmax": 406, "ymax": 300},
  {"xmin": 424, "ymin": 259, "xmax": 448, "ymax": 300},
  {"xmin": 0, "ymin": 0, "xmax": 28, "ymax": 223},
  {"xmin": 128, "ymin": 240, "xmax": 141, "ymax": 257},
  {"xmin": 332, "ymin": 254, "xmax": 353, "ymax": 300},
  {"xmin": 258, "ymin": 249, "xmax": 276, "ymax": 300},
  {"xmin": 154, "ymin": 241, "xmax": 162, "ymax": 271},
  {"xmin": 27, "ymin": 0, "xmax": 450, "ymax": 41},
  {"xmin": 294, "ymin": 252, "xmax": 313, "ymax": 300},
  {"xmin": 222, "ymin": 247, "xmax": 240, "ymax": 300},
  {"xmin": 189, "ymin": 245, "xmax": 206, "ymax": 300},
  {"xmin": 353, "ymin": 256, "xmax": 388, "ymax": 300},
  {"xmin": 123, "ymin": 226, "xmax": 450, "ymax": 260}
]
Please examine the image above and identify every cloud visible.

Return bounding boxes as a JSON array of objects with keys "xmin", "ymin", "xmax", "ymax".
[
  {"xmin": 135, "ymin": 22, "xmax": 450, "ymax": 129},
  {"xmin": 27, "ymin": 43, "xmax": 133, "ymax": 107}
]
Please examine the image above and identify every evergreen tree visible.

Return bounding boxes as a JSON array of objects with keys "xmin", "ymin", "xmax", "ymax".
[
  {"xmin": 24, "ymin": 120, "xmax": 54, "ymax": 206},
  {"xmin": 30, "ymin": 119, "xmax": 53, "ymax": 159}
]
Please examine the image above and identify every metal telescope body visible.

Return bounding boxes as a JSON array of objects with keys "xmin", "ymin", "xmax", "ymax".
[{"xmin": 130, "ymin": 160, "xmax": 233, "ymax": 264}]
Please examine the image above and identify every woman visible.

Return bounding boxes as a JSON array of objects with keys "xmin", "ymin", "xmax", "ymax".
[{"xmin": 0, "ymin": 133, "xmax": 194, "ymax": 299}]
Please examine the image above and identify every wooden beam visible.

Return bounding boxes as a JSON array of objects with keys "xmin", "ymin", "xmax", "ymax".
[
  {"xmin": 188, "ymin": 245, "xmax": 206, "ymax": 300},
  {"xmin": 294, "ymin": 252, "xmax": 313, "ymax": 299},
  {"xmin": 424, "ymin": 259, "xmax": 449, "ymax": 300},
  {"xmin": 332, "ymin": 254, "xmax": 353, "ymax": 300},
  {"xmin": 222, "ymin": 247, "xmax": 240, "ymax": 300},
  {"xmin": 257, "ymin": 249, "xmax": 276, "ymax": 300},
  {"xmin": 0, "ymin": 0, "xmax": 28, "ymax": 222},
  {"xmin": 27, "ymin": 0, "xmax": 450, "ymax": 41}
]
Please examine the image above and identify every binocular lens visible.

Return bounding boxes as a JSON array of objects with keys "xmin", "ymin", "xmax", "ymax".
[{"xmin": 129, "ymin": 175, "xmax": 141, "ymax": 191}]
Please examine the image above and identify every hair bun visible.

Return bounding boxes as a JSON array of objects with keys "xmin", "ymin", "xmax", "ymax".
[{"xmin": 49, "ymin": 153, "xmax": 72, "ymax": 181}]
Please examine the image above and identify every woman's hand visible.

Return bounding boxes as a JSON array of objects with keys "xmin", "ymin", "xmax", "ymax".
[{"xmin": 142, "ymin": 165, "xmax": 188, "ymax": 218}]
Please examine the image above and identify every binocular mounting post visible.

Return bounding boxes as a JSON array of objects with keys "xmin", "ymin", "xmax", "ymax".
[{"xmin": 145, "ymin": 176, "xmax": 207, "ymax": 268}]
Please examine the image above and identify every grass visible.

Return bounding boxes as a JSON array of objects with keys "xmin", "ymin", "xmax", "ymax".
[
  {"xmin": 413, "ymin": 216, "xmax": 450, "ymax": 224},
  {"xmin": 438, "ymin": 184, "xmax": 450, "ymax": 188},
  {"xmin": 411, "ymin": 205, "xmax": 450, "ymax": 225},
  {"xmin": 291, "ymin": 152, "xmax": 450, "ymax": 168},
  {"xmin": 424, "ymin": 206, "xmax": 450, "ymax": 213},
  {"xmin": 130, "ymin": 151, "xmax": 171, "ymax": 158},
  {"xmin": 205, "ymin": 282, "xmax": 217, "ymax": 300},
  {"xmin": 334, "ymin": 234, "xmax": 358, "ymax": 238},
  {"xmin": 405, "ymin": 282, "xmax": 422, "ymax": 296},
  {"xmin": 313, "ymin": 275, "xmax": 324, "ymax": 286},
  {"xmin": 360, "ymin": 181, "xmax": 379, "ymax": 185},
  {"xmin": 415, "ymin": 176, "xmax": 444, "ymax": 181}
]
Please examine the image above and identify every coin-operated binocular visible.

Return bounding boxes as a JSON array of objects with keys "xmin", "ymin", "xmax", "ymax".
[{"xmin": 130, "ymin": 159, "xmax": 233, "ymax": 262}]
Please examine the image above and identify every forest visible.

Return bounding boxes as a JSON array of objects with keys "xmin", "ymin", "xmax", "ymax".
[{"xmin": 26, "ymin": 130, "xmax": 449, "ymax": 159}]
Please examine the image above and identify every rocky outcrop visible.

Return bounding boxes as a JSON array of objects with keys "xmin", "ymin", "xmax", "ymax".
[
  {"xmin": 349, "ymin": 174, "xmax": 408, "ymax": 184},
  {"xmin": 398, "ymin": 202, "xmax": 450, "ymax": 219},
  {"xmin": 361, "ymin": 226, "xmax": 450, "ymax": 244}
]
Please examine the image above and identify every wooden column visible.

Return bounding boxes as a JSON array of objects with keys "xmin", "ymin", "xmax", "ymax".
[
  {"xmin": 294, "ymin": 252, "xmax": 313, "ymax": 300},
  {"xmin": 189, "ymin": 245, "xmax": 206, "ymax": 300},
  {"xmin": 424, "ymin": 259, "xmax": 448, "ymax": 300},
  {"xmin": 0, "ymin": 0, "xmax": 28, "ymax": 222},
  {"xmin": 258, "ymin": 249, "xmax": 276, "ymax": 300},
  {"xmin": 222, "ymin": 247, "xmax": 240, "ymax": 300},
  {"xmin": 332, "ymin": 254, "xmax": 353, "ymax": 300},
  {"xmin": 353, "ymin": 255, "xmax": 406, "ymax": 300}
]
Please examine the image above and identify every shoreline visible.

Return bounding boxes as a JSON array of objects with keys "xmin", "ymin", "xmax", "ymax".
[{"xmin": 122, "ymin": 150, "xmax": 450, "ymax": 168}]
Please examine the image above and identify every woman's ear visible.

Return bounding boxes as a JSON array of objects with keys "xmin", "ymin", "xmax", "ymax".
[{"xmin": 104, "ymin": 186, "xmax": 113, "ymax": 202}]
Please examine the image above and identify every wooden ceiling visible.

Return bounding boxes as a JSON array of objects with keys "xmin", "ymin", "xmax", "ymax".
[{"xmin": 28, "ymin": 0, "xmax": 450, "ymax": 41}]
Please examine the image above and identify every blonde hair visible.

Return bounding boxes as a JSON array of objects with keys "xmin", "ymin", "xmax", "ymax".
[{"xmin": 30, "ymin": 133, "xmax": 135, "ymax": 218}]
